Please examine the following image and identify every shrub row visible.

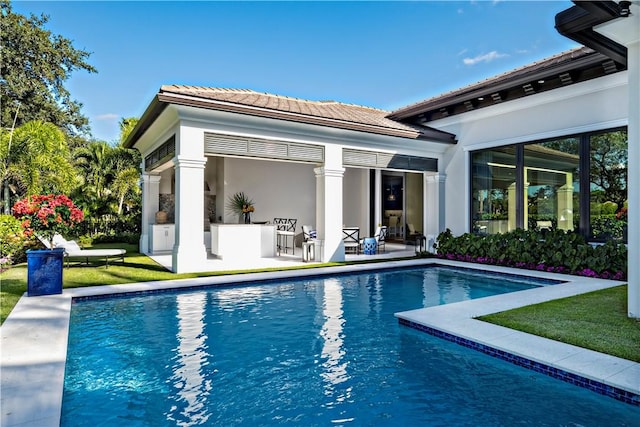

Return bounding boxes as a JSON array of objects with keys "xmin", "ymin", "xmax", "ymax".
[{"xmin": 432, "ymin": 228, "xmax": 627, "ymax": 280}]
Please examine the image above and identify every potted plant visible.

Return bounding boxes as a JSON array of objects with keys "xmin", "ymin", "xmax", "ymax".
[
  {"xmin": 12, "ymin": 194, "xmax": 84, "ymax": 296},
  {"xmin": 226, "ymin": 192, "xmax": 255, "ymax": 224}
]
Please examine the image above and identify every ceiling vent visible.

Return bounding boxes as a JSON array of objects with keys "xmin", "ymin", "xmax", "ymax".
[
  {"xmin": 523, "ymin": 83, "xmax": 536, "ymax": 96},
  {"xmin": 559, "ymin": 72, "xmax": 573, "ymax": 85},
  {"xmin": 602, "ymin": 59, "xmax": 618, "ymax": 74}
]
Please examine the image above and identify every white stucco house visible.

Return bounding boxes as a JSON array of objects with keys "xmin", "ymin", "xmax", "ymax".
[{"xmin": 124, "ymin": 0, "xmax": 638, "ymax": 318}]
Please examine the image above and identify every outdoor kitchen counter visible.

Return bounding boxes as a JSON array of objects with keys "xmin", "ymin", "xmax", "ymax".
[{"xmin": 209, "ymin": 224, "xmax": 277, "ymax": 260}]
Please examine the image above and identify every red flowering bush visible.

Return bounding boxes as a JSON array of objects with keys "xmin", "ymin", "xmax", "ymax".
[{"xmin": 12, "ymin": 194, "xmax": 84, "ymax": 249}]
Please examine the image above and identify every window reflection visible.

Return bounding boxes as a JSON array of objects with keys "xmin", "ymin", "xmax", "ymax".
[
  {"xmin": 589, "ymin": 130, "xmax": 628, "ymax": 241},
  {"xmin": 471, "ymin": 147, "xmax": 516, "ymax": 234},
  {"xmin": 524, "ymin": 139, "xmax": 579, "ymax": 232},
  {"xmin": 469, "ymin": 128, "xmax": 628, "ymax": 243}
]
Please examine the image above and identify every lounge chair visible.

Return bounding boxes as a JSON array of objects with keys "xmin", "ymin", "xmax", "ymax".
[{"xmin": 40, "ymin": 234, "xmax": 126, "ymax": 268}]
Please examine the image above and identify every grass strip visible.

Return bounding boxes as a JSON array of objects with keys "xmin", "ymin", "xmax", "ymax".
[
  {"xmin": 0, "ymin": 243, "xmax": 413, "ymax": 323},
  {"xmin": 478, "ymin": 285, "xmax": 640, "ymax": 362}
]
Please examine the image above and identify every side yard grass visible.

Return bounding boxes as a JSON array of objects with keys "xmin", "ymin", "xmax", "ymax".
[{"xmin": 478, "ymin": 285, "xmax": 640, "ymax": 362}]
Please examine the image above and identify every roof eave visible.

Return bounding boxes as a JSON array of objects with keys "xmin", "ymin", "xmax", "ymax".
[
  {"xmin": 555, "ymin": 1, "xmax": 627, "ymax": 66},
  {"xmin": 387, "ymin": 50, "xmax": 605, "ymax": 121},
  {"xmin": 122, "ymin": 95, "xmax": 168, "ymax": 149},
  {"xmin": 157, "ymin": 91, "xmax": 456, "ymax": 144}
]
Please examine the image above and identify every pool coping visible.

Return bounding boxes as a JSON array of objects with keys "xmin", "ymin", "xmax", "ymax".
[{"xmin": 1, "ymin": 259, "xmax": 638, "ymax": 426}]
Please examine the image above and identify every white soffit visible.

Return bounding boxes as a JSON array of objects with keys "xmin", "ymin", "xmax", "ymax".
[{"xmin": 595, "ymin": 4, "xmax": 640, "ymax": 45}]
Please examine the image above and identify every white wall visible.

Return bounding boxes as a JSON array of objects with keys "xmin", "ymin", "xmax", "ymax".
[
  {"xmin": 432, "ymin": 73, "xmax": 629, "ymax": 235},
  {"xmin": 343, "ymin": 167, "xmax": 369, "ymax": 233},
  {"xmin": 222, "ymin": 157, "xmax": 317, "ymax": 240}
]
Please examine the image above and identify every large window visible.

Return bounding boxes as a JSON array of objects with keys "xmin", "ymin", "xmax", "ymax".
[
  {"xmin": 471, "ymin": 147, "xmax": 516, "ymax": 234},
  {"xmin": 470, "ymin": 128, "xmax": 627, "ymax": 242},
  {"xmin": 589, "ymin": 130, "xmax": 628, "ymax": 241},
  {"xmin": 524, "ymin": 140, "xmax": 579, "ymax": 232}
]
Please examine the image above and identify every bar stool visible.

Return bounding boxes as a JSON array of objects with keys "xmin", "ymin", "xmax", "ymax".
[
  {"xmin": 302, "ymin": 240, "xmax": 315, "ymax": 262},
  {"xmin": 415, "ymin": 234, "xmax": 427, "ymax": 254}
]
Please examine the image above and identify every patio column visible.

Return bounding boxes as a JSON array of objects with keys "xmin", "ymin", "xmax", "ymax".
[
  {"xmin": 424, "ymin": 174, "xmax": 446, "ymax": 239},
  {"xmin": 595, "ymin": 5, "xmax": 640, "ymax": 318},
  {"xmin": 315, "ymin": 146, "xmax": 345, "ymax": 262},
  {"xmin": 628, "ymin": 40, "xmax": 640, "ymax": 318},
  {"xmin": 140, "ymin": 174, "xmax": 161, "ymax": 254},
  {"xmin": 172, "ymin": 155, "xmax": 207, "ymax": 273},
  {"xmin": 171, "ymin": 123, "xmax": 206, "ymax": 273},
  {"xmin": 374, "ymin": 169, "xmax": 383, "ymax": 230}
]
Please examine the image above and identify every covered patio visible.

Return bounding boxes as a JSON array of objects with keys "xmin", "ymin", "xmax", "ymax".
[{"xmin": 125, "ymin": 86, "xmax": 455, "ymax": 273}]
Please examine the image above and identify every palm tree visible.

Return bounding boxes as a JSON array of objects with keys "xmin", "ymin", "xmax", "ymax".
[
  {"xmin": 0, "ymin": 120, "xmax": 77, "ymax": 212},
  {"xmin": 112, "ymin": 167, "xmax": 140, "ymax": 215}
]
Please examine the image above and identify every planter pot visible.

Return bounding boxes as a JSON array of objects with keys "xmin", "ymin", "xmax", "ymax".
[{"xmin": 26, "ymin": 248, "xmax": 64, "ymax": 296}]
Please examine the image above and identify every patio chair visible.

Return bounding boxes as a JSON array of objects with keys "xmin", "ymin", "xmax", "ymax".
[
  {"xmin": 302, "ymin": 225, "xmax": 316, "ymax": 241},
  {"xmin": 536, "ymin": 220, "xmax": 553, "ymax": 232},
  {"xmin": 388, "ymin": 215, "xmax": 399, "ymax": 237},
  {"xmin": 342, "ymin": 227, "xmax": 360, "ymax": 254},
  {"xmin": 275, "ymin": 218, "xmax": 297, "ymax": 255},
  {"xmin": 301, "ymin": 225, "xmax": 317, "ymax": 262},
  {"xmin": 374, "ymin": 225, "xmax": 388, "ymax": 253},
  {"xmin": 43, "ymin": 234, "xmax": 126, "ymax": 268},
  {"xmin": 406, "ymin": 223, "xmax": 423, "ymax": 244},
  {"xmin": 359, "ymin": 225, "xmax": 387, "ymax": 254}
]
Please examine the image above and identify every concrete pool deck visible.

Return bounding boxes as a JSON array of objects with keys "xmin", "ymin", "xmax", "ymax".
[{"xmin": 2, "ymin": 259, "xmax": 638, "ymax": 426}]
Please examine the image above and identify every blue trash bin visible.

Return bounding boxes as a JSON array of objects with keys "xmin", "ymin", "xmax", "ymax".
[
  {"xmin": 27, "ymin": 248, "xmax": 64, "ymax": 296},
  {"xmin": 363, "ymin": 237, "xmax": 377, "ymax": 255}
]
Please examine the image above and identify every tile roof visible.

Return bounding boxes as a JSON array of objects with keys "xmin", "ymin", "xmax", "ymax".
[{"xmin": 157, "ymin": 85, "xmax": 454, "ymax": 142}]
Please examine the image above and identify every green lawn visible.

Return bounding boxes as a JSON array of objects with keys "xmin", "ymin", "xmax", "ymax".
[
  {"xmin": 478, "ymin": 285, "xmax": 640, "ymax": 362},
  {"xmin": 2, "ymin": 245, "xmax": 638, "ymax": 364},
  {"xmin": 0, "ymin": 243, "xmax": 342, "ymax": 324}
]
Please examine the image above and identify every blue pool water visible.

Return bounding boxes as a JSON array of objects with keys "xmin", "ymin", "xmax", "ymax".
[{"xmin": 62, "ymin": 266, "xmax": 640, "ymax": 426}]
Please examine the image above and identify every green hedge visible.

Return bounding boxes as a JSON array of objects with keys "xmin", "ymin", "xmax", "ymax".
[{"xmin": 432, "ymin": 228, "xmax": 627, "ymax": 280}]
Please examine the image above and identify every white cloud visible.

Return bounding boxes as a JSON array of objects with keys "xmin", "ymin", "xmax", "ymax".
[
  {"xmin": 463, "ymin": 51, "xmax": 508, "ymax": 65},
  {"xmin": 457, "ymin": 48, "xmax": 468, "ymax": 56},
  {"xmin": 95, "ymin": 113, "xmax": 119, "ymax": 121}
]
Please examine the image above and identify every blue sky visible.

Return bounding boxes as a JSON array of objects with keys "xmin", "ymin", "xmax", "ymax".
[{"xmin": 13, "ymin": 1, "xmax": 579, "ymax": 143}]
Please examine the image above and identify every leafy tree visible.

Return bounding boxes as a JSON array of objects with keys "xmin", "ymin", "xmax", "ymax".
[
  {"xmin": 112, "ymin": 167, "xmax": 140, "ymax": 215},
  {"xmin": 119, "ymin": 117, "xmax": 139, "ymax": 144},
  {"xmin": 0, "ymin": 121, "xmax": 77, "ymax": 212},
  {"xmin": 590, "ymin": 130, "xmax": 627, "ymax": 211},
  {"xmin": 114, "ymin": 118, "xmax": 142, "ymax": 215},
  {"xmin": 72, "ymin": 141, "xmax": 118, "ymax": 209},
  {"xmin": 0, "ymin": 0, "xmax": 97, "ymax": 134},
  {"xmin": 70, "ymin": 125, "xmax": 141, "ymax": 235}
]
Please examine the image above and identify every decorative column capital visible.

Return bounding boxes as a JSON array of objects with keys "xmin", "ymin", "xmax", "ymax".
[
  {"xmin": 174, "ymin": 156, "xmax": 206, "ymax": 170},
  {"xmin": 141, "ymin": 174, "xmax": 162, "ymax": 184},
  {"xmin": 314, "ymin": 166, "xmax": 345, "ymax": 178},
  {"xmin": 426, "ymin": 173, "xmax": 446, "ymax": 184}
]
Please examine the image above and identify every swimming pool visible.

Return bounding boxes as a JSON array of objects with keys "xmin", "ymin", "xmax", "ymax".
[{"xmin": 62, "ymin": 266, "xmax": 640, "ymax": 426}]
